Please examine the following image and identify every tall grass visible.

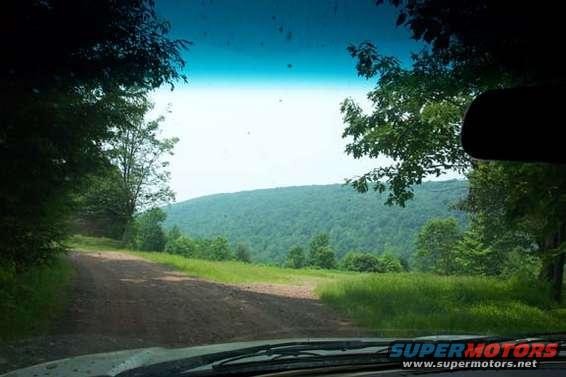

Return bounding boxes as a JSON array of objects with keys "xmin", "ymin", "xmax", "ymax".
[
  {"xmin": 319, "ymin": 273, "xmax": 566, "ymax": 336},
  {"xmin": 0, "ymin": 257, "xmax": 74, "ymax": 341}
]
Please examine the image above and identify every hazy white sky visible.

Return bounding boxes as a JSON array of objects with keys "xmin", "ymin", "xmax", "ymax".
[
  {"xmin": 151, "ymin": 83, "xmax": 393, "ymax": 202},
  {"xmin": 148, "ymin": 1, "xmax": 463, "ymax": 203}
]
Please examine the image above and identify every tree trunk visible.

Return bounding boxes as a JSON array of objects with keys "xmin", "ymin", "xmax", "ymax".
[{"xmin": 539, "ymin": 223, "xmax": 565, "ymax": 302}]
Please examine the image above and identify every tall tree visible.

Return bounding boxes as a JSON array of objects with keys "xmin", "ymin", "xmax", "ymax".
[
  {"xmin": 106, "ymin": 97, "xmax": 178, "ymax": 237},
  {"xmin": 308, "ymin": 233, "xmax": 336, "ymax": 269},
  {"xmin": 1, "ymin": 0, "xmax": 188, "ymax": 268},
  {"xmin": 286, "ymin": 246, "xmax": 306, "ymax": 269},
  {"xmin": 415, "ymin": 218, "xmax": 461, "ymax": 275},
  {"xmin": 342, "ymin": 0, "xmax": 566, "ymax": 298}
]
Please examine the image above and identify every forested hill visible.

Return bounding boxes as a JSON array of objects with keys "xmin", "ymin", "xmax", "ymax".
[{"xmin": 163, "ymin": 180, "xmax": 468, "ymax": 264}]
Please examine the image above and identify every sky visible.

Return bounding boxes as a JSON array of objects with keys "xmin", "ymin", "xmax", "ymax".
[{"xmin": 152, "ymin": 0, "xmax": 455, "ymax": 202}]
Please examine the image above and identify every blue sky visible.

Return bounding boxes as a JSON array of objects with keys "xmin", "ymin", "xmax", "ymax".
[
  {"xmin": 157, "ymin": 0, "xmax": 419, "ymax": 86},
  {"xmin": 151, "ymin": 1, "xmax": 451, "ymax": 202}
]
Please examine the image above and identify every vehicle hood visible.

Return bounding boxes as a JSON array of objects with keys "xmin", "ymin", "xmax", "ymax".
[{"xmin": 0, "ymin": 335, "xmax": 481, "ymax": 377}]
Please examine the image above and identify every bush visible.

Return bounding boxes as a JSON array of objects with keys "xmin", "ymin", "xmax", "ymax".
[
  {"xmin": 341, "ymin": 252, "xmax": 381, "ymax": 272},
  {"xmin": 164, "ymin": 235, "xmax": 196, "ymax": 257},
  {"xmin": 135, "ymin": 208, "xmax": 167, "ymax": 251},
  {"xmin": 1, "ymin": 257, "xmax": 73, "ymax": 340},
  {"xmin": 286, "ymin": 246, "xmax": 306, "ymax": 268},
  {"xmin": 341, "ymin": 252, "xmax": 404, "ymax": 273},
  {"xmin": 235, "ymin": 243, "xmax": 252, "ymax": 263}
]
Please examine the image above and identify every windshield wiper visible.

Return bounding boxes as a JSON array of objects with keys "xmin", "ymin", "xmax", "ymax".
[{"xmin": 116, "ymin": 340, "xmax": 394, "ymax": 377}]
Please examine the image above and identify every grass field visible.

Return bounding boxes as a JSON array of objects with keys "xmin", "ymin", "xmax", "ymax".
[
  {"xmin": 69, "ymin": 235, "xmax": 566, "ymax": 336},
  {"xmin": 320, "ymin": 273, "xmax": 566, "ymax": 336},
  {"xmin": 0, "ymin": 256, "xmax": 74, "ymax": 341}
]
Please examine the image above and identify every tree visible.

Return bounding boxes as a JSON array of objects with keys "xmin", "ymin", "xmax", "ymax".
[
  {"xmin": 135, "ymin": 208, "xmax": 167, "ymax": 252},
  {"xmin": 207, "ymin": 237, "xmax": 232, "ymax": 261},
  {"xmin": 379, "ymin": 253, "xmax": 403, "ymax": 273},
  {"xmin": 165, "ymin": 235, "xmax": 196, "ymax": 257},
  {"xmin": 463, "ymin": 161, "xmax": 566, "ymax": 298},
  {"xmin": 1, "ymin": 0, "xmax": 187, "ymax": 268},
  {"xmin": 72, "ymin": 95, "xmax": 178, "ymax": 243},
  {"xmin": 341, "ymin": 252, "xmax": 381, "ymax": 272},
  {"xmin": 415, "ymin": 218, "xmax": 462, "ymax": 275},
  {"xmin": 308, "ymin": 233, "xmax": 336, "ymax": 269},
  {"xmin": 343, "ymin": 0, "xmax": 566, "ymax": 298},
  {"xmin": 107, "ymin": 98, "xmax": 179, "ymax": 239},
  {"xmin": 71, "ymin": 166, "xmax": 130, "ymax": 239},
  {"xmin": 235, "ymin": 243, "xmax": 252, "ymax": 263},
  {"xmin": 167, "ymin": 225, "xmax": 182, "ymax": 242},
  {"xmin": 286, "ymin": 246, "xmax": 306, "ymax": 269},
  {"xmin": 341, "ymin": 47, "xmax": 476, "ymax": 206}
]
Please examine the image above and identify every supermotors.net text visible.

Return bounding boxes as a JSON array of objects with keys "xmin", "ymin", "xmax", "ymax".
[{"xmin": 403, "ymin": 359, "xmax": 538, "ymax": 369}]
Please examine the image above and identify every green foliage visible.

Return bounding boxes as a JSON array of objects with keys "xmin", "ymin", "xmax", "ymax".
[
  {"xmin": 164, "ymin": 181, "xmax": 468, "ymax": 264},
  {"xmin": 71, "ymin": 166, "xmax": 130, "ymax": 239},
  {"xmin": 341, "ymin": 48, "xmax": 474, "ymax": 206},
  {"xmin": 341, "ymin": 252, "xmax": 381, "ymax": 272},
  {"xmin": 164, "ymin": 235, "xmax": 196, "ymax": 257},
  {"xmin": 107, "ymin": 98, "xmax": 179, "ymax": 220},
  {"xmin": 163, "ymin": 234, "xmax": 233, "ymax": 262},
  {"xmin": 308, "ymin": 233, "xmax": 336, "ymax": 269},
  {"xmin": 235, "ymin": 243, "xmax": 252, "ymax": 263},
  {"xmin": 168, "ymin": 226, "xmax": 182, "ymax": 242},
  {"xmin": 286, "ymin": 246, "xmax": 306, "ymax": 269},
  {"xmin": 135, "ymin": 208, "xmax": 167, "ymax": 252},
  {"xmin": 415, "ymin": 218, "xmax": 462, "ymax": 274},
  {"xmin": 347, "ymin": 1, "xmax": 566, "ymax": 297},
  {"xmin": 341, "ymin": 251, "xmax": 403, "ymax": 273},
  {"xmin": 73, "ymin": 96, "xmax": 178, "ymax": 242},
  {"xmin": 1, "ymin": 0, "xmax": 187, "ymax": 268},
  {"xmin": 206, "ymin": 237, "xmax": 233, "ymax": 261},
  {"xmin": 379, "ymin": 253, "xmax": 403, "ymax": 273},
  {"xmin": 0, "ymin": 257, "xmax": 73, "ymax": 341},
  {"xmin": 320, "ymin": 272, "xmax": 565, "ymax": 336},
  {"xmin": 67, "ymin": 235, "xmax": 124, "ymax": 252}
]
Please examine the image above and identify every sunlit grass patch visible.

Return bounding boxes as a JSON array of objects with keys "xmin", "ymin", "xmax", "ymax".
[
  {"xmin": 130, "ymin": 250, "xmax": 359, "ymax": 286},
  {"xmin": 318, "ymin": 273, "xmax": 566, "ymax": 336},
  {"xmin": 0, "ymin": 257, "xmax": 74, "ymax": 341},
  {"xmin": 67, "ymin": 234, "xmax": 125, "ymax": 252}
]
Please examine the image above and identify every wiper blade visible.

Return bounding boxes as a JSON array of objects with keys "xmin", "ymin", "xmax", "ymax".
[{"xmin": 117, "ymin": 340, "xmax": 392, "ymax": 377}]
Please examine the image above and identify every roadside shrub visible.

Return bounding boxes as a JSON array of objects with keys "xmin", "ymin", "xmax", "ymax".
[
  {"xmin": 286, "ymin": 246, "xmax": 306, "ymax": 268},
  {"xmin": 135, "ymin": 208, "xmax": 167, "ymax": 252},
  {"xmin": 165, "ymin": 235, "xmax": 196, "ymax": 257},
  {"xmin": 341, "ymin": 252, "xmax": 404, "ymax": 273}
]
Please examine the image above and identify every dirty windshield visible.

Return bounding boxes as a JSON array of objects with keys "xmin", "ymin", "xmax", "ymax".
[{"xmin": 1, "ymin": 0, "xmax": 566, "ymax": 374}]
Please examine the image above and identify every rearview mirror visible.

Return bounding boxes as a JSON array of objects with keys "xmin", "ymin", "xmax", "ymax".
[{"xmin": 461, "ymin": 85, "xmax": 565, "ymax": 164}]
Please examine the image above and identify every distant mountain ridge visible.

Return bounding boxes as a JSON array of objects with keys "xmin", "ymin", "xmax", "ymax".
[{"xmin": 163, "ymin": 180, "xmax": 468, "ymax": 263}]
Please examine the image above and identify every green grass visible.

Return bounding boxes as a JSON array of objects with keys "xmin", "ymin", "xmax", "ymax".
[
  {"xmin": 318, "ymin": 273, "xmax": 566, "ymax": 336},
  {"xmin": 0, "ymin": 256, "xmax": 74, "ymax": 341},
  {"xmin": 130, "ymin": 250, "xmax": 359, "ymax": 285},
  {"xmin": 67, "ymin": 234, "xmax": 125, "ymax": 252}
]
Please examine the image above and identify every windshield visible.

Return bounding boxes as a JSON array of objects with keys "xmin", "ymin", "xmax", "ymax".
[{"xmin": 1, "ymin": 0, "xmax": 565, "ymax": 374}]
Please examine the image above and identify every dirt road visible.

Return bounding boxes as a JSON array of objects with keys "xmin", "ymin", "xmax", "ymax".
[{"xmin": 1, "ymin": 251, "xmax": 369, "ymax": 372}]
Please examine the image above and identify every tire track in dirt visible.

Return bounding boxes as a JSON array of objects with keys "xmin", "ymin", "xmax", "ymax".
[{"xmin": 1, "ymin": 251, "xmax": 370, "ymax": 373}]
